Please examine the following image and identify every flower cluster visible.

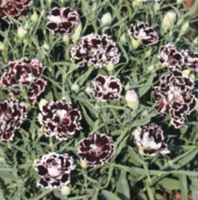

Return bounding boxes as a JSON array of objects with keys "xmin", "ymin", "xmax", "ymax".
[
  {"xmin": 128, "ymin": 22, "xmax": 159, "ymax": 45},
  {"xmin": 47, "ymin": 7, "xmax": 80, "ymax": 35},
  {"xmin": 38, "ymin": 100, "xmax": 82, "ymax": 141},
  {"xmin": 0, "ymin": 0, "xmax": 31, "ymax": 17},
  {"xmin": 87, "ymin": 75, "xmax": 122, "ymax": 101},
  {"xmin": 77, "ymin": 133, "xmax": 114, "ymax": 167},
  {"xmin": 133, "ymin": 123, "xmax": 169, "ymax": 156},
  {"xmin": 0, "ymin": 100, "xmax": 27, "ymax": 141},
  {"xmin": 153, "ymin": 70, "xmax": 198, "ymax": 128},
  {"xmin": 71, "ymin": 34, "xmax": 120, "ymax": 68},
  {"xmin": 35, "ymin": 152, "xmax": 75, "ymax": 188},
  {"xmin": 0, "ymin": 58, "xmax": 47, "ymax": 103},
  {"xmin": 159, "ymin": 43, "xmax": 198, "ymax": 71}
]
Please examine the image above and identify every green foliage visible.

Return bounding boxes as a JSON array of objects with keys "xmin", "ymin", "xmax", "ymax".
[{"xmin": 0, "ymin": 0, "xmax": 198, "ymax": 200}]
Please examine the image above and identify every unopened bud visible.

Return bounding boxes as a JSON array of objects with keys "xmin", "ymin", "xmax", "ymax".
[
  {"xmin": 17, "ymin": 27, "xmax": 27, "ymax": 39},
  {"xmin": 80, "ymin": 159, "xmax": 88, "ymax": 169},
  {"xmin": 101, "ymin": 13, "xmax": 112, "ymax": 26},
  {"xmin": 125, "ymin": 90, "xmax": 139, "ymax": 110},
  {"xmin": 162, "ymin": 11, "xmax": 177, "ymax": 33},
  {"xmin": 60, "ymin": 186, "xmax": 71, "ymax": 196}
]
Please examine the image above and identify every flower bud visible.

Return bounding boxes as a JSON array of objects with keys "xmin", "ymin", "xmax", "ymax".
[
  {"xmin": 31, "ymin": 11, "xmax": 38, "ymax": 23},
  {"xmin": 154, "ymin": 3, "xmax": 160, "ymax": 12},
  {"xmin": 61, "ymin": 186, "xmax": 71, "ymax": 196},
  {"xmin": 106, "ymin": 63, "xmax": 114, "ymax": 72},
  {"xmin": 161, "ymin": 11, "xmax": 177, "ymax": 33},
  {"xmin": 177, "ymin": 0, "xmax": 183, "ymax": 4},
  {"xmin": 120, "ymin": 33, "xmax": 127, "ymax": 44},
  {"xmin": 131, "ymin": 37, "xmax": 141, "ymax": 49},
  {"xmin": 0, "ymin": 42, "xmax": 5, "ymax": 51},
  {"xmin": 71, "ymin": 83, "xmax": 80, "ymax": 92},
  {"xmin": 101, "ymin": 12, "xmax": 112, "ymax": 26},
  {"xmin": 132, "ymin": 0, "xmax": 143, "ymax": 8},
  {"xmin": 80, "ymin": 159, "xmax": 88, "ymax": 169},
  {"xmin": 125, "ymin": 90, "xmax": 139, "ymax": 110},
  {"xmin": 71, "ymin": 24, "xmax": 82, "ymax": 43},
  {"xmin": 180, "ymin": 21, "xmax": 189, "ymax": 36},
  {"xmin": 17, "ymin": 27, "xmax": 27, "ymax": 39}
]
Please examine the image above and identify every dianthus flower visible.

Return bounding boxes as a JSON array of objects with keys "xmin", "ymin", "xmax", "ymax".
[{"xmin": 35, "ymin": 152, "xmax": 75, "ymax": 188}]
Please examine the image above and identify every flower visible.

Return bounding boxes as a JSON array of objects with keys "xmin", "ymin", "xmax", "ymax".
[
  {"xmin": 153, "ymin": 70, "xmax": 198, "ymax": 128},
  {"xmin": 0, "ymin": 0, "xmax": 31, "ymax": 17},
  {"xmin": 70, "ymin": 33, "xmax": 120, "ymax": 68},
  {"xmin": 47, "ymin": 7, "xmax": 80, "ymax": 35},
  {"xmin": 133, "ymin": 123, "xmax": 169, "ymax": 156},
  {"xmin": 35, "ymin": 152, "xmax": 75, "ymax": 188},
  {"xmin": 87, "ymin": 75, "xmax": 122, "ymax": 101},
  {"xmin": 159, "ymin": 43, "xmax": 184, "ymax": 70},
  {"xmin": 38, "ymin": 100, "xmax": 82, "ymax": 140},
  {"xmin": 77, "ymin": 133, "xmax": 114, "ymax": 167},
  {"xmin": 128, "ymin": 22, "xmax": 159, "ymax": 45},
  {"xmin": 0, "ymin": 58, "xmax": 47, "ymax": 103},
  {"xmin": 159, "ymin": 44, "xmax": 198, "ymax": 72},
  {"xmin": 181, "ymin": 49, "xmax": 198, "ymax": 72},
  {"xmin": 0, "ymin": 100, "xmax": 27, "ymax": 141}
]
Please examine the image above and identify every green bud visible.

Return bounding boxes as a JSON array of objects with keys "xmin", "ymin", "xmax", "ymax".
[
  {"xmin": 106, "ymin": 63, "xmax": 114, "ymax": 72},
  {"xmin": 125, "ymin": 90, "xmax": 139, "ymax": 110},
  {"xmin": 101, "ymin": 12, "xmax": 112, "ymax": 26},
  {"xmin": 60, "ymin": 186, "xmax": 71, "ymax": 196},
  {"xmin": 131, "ymin": 37, "xmax": 141, "ymax": 49},
  {"xmin": 177, "ymin": 0, "xmax": 183, "ymax": 4},
  {"xmin": 162, "ymin": 11, "xmax": 177, "ymax": 33},
  {"xmin": 17, "ymin": 27, "xmax": 27, "ymax": 39},
  {"xmin": 132, "ymin": 0, "xmax": 143, "ymax": 8},
  {"xmin": 180, "ymin": 21, "xmax": 189, "ymax": 36},
  {"xmin": 154, "ymin": 3, "xmax": 160, "ymax": 13},
  {"xmin": 120, "ymin": 33, "xmax": 127, "ymax": 44},
  {"xmin": 71, "ymin": 83, "xmax": 80, "ymax": 92},
  {"xmin": 31, "ymin": 11, "xmax": 38, "ymax": 23},
  {"xmin": 80, "ymin": 159, "xmax": 88, "ymax": 169},
  {"xmin": 71, "ymin": 24, "xmax": 82, "ymax": 43},
  {"xmin": 0, "ymin": 42, "xmax": 5, "ymax": 51}
]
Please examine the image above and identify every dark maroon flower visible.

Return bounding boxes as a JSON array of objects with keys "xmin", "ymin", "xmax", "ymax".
[
  {"xmin": 87, "ymin": 75, "xmax": 122, "ymax": 101},
  {"xmin": 0, "ymin": 58, "xmax": 47, "ymax": 103},
  {"xmin": 35, "ymin": 152, "xmax": 75, "ymax": 188},
  {"xmin": 0, "ymin": 100, "xmax": 27, "ymax": 141},
  {"xmin": 38, "ymin": 100, "xmax": 82, "ymax": 141},
  {"xmin": 0, "ymin": 0, "xmax": 31, "ymax": 17},
  {"xmin": 133, "ymin": 123, "xmax": 169, "ymax": 156},
  {"xmin": 71, "ymin": 34, "xmax": 120, "ymax": 68},
  {"xmin": 128, "ymin": 22, "xmax": 159, "ymax": 45},
  {"xmin": 77, "ymin": 133, "xmax": 114, "ymax": 167},
  {"xmin": 47, "ymin": 7, "xmax": 80, "ymax": 35},
  {"xmin": 159, "ymin": 43, "xmax": 184, "ymax": 70},
  {"xmin": 153, "ymin": 70, "xmax": 198, "ymax": 128}
]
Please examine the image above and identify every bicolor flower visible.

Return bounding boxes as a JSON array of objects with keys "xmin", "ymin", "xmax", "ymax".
[
  {"xmin": 35, "ymin": 152, "xmax": 75, "ymax": 188},
  {"xmin": 133, "ymin": 123, "xmax": 169, "ymax": 156},
  {"xmin": 0, "ymin": 100, "xmax": 27, "ymax": 141},
  {"xmin": 87, "ymin": 75, "xmax": 122, "ymax": 101},
  {"xmin": 0, "ymin": 58, "xmax": 47, "ymax": 103},
  {"xmin": 71, "ymin": 33, "xmax": 120, "ymax": 68},
  {"xmin": 0, "ymin": 0, "xmax": 31, "ymax": 17},
  {"xmin": 77, "ymin": 133, "xmax": 114, "ymax": 167},
  {"xmin": 47, "ymin": 7, "xmax": 80, "ymax": 35},
  {"xmin": 38, "ymin": 100, "xmax": 82, "ymax": 140},
  {"xmin": 153, "ymin": 70, "xmax": 198, "ymax": 128},
  {"xmin": 128, "ymin": 22, "xmax": 159, "ymax": 45}
]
